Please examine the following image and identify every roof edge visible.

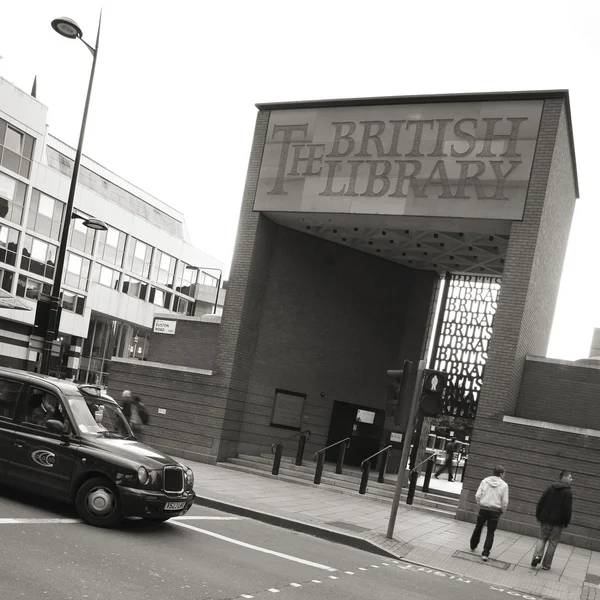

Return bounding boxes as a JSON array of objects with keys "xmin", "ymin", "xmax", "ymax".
[{"xmin": 255, "ymin": 89, "xmax": 579, "ymax": 199}]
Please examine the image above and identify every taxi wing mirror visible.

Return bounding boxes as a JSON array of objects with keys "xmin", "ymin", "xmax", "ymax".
[{"xmin": 46, "ymin": 420, "xmax": 68, "ymax": 435}]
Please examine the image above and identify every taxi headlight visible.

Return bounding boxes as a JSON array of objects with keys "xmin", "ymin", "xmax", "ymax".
[
  {"xmin": 185, "ymin": 468, "xmax": 194, "ymax": 487},
  {"xmin": 137, "ymin": 466, "xmax": 149, "ymax": 485}
]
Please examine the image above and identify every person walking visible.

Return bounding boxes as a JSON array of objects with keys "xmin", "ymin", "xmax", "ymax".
[
  {"xmin": 434, "ymin": 436, "xmax": 457, "ymax": 481},
  {"xmin": 531, "ymin": 470, "xmax": 573, "ymax": 570},
  {"xmin": 470, "ymin": 465, "xmax": 509, "ymax": 561},
  {"xmin": 120, "ymin": 390, "xmax": 149, "ymax": 442}
]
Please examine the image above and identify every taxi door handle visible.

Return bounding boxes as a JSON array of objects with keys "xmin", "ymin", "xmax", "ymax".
[{"xmin": 14, "ymin": 441, "xmax": 25, "ymax": 448}]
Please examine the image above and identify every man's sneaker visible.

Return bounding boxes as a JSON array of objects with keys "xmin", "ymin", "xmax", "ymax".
[
  {"xmin": 542, "ymin": 566, "xmax": 550, "ymax": 570},
  {"xmin": 482, "ymin": 555, "xmax": 488, "ymax": 562},
  {"xmin": 531, "ymin": 555, "xmax": 541, "ymax": 567},
  {"xmin": 470, "ymin": 546, "xmax": 477, "ymax": 551}
]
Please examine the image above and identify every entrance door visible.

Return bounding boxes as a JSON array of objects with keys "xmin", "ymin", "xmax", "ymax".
[{"xmin": 325, "ymin": 401, "xmax": 385, "ymax": 467}]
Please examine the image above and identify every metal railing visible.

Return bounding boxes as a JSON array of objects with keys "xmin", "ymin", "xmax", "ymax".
[
  {"xmin": 359, "ymin": 445, "xmax": 392, "ymax": 494},
  {"xmin": 270, "ymin": 430, "xmax": 311, "ymax": 475},
  {"xmin": 313, "ymin": 438, "xmax": 351, "ymax": 484}
]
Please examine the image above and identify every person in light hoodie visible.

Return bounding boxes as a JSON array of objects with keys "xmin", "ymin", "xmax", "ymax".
[{"xmin": 470, "ymin": 465, "xmax": 509, "ymax": 561}]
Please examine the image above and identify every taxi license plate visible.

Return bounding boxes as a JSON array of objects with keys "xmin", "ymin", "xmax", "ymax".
[{"xmin": 165, "ymin": 501, "xmax": 186, "ymax": 511}]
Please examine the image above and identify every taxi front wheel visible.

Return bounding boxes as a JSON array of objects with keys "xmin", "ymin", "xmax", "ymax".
[{"xmin": 75, "ymin": 477, "xmax": 123, "ymax": 528}]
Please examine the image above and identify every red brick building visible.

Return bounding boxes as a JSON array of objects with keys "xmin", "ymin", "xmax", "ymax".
[{"xmin": 109, "ymin": 90, "xmax": 599, "ymax": 548}]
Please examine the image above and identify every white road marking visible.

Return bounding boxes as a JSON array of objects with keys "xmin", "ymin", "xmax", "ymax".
[
  {"xmin": 171, "ymin": 521, "xmax": 337, "ymax": 572},
  {"xmin": 268, "ymin": 589, "xmax": 280, "ymax": 593},
  {"xmin": 241, "ymin": 595, "xmax": 254, "ymax": 599},
  {"xmin": 370, "ymin": 565, "xmax": 379, "ymax": 568},
  {"xmin": 359, "ymin": 567, "xmax": 367, "ymax": 571},
  {"xmin": 311, "ymin": 580, "xmax": 321, "ymax": 583},
  {"xmin": 290, "ymin": 583, "xmax": 302, "ymax": 587},
  {"xmin": 171, "ymin": 516, "xmax": 240, "ymax": 520},
  {"xmin": 345, "ymin": 571, "xmax": 355, "ymax": 575},
  {"xmin": 0, "ymin": 518, "xmax": 79, "ymax": 524},
  {"xmin": 382, "ymin": 562, "xmax": 389, "ymax": 566},
  {"xmin": 329, "ymin": 576, "xmax": 338, "ymax": 579}
]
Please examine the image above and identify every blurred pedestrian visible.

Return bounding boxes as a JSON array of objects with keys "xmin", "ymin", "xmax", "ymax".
[
  {"xmin": 470, "ymin": 465, "xmax": 509, "ymax": 561},
  {"xmin": 531, "ymin": 471, "xmax": 573, "ymax": 570},
  {"xmin": 120, "ymin": 390, "xmax": 149, "ymax": 442},
  {"xmin": 435, "ymin": 437, "xmax": 457, "ymax": 481}
]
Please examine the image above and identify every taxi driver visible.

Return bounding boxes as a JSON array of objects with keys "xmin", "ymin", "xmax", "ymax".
[{"xmin": 31, "ymin": 393, "xmax": 60, "ymax": 426}]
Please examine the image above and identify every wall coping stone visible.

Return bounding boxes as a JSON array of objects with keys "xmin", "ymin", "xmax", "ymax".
[
  {"xmin": 503, "ymin": 415, "xmax": 600, "ymax": 437},
  {"xmin": 112, "ymin": 357, "xmax": 213, "ymax": 376}
]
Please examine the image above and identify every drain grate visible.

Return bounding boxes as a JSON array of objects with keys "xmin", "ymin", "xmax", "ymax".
[
  {"xmin": 326, "ymin": 521, "xmax": 370, "ymax": 533},
  {"xmin": 585, "ymin": 574, "xmax": 600, "ymax": 585},
  {"xmin": 453, "ymin": 550, "xmax": 511, "ymax": 570}
]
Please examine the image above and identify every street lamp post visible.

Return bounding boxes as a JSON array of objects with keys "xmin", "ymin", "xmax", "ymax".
[
  {"xmin": 186, "ymin": 265, "xmax": 223, "ymax": 315},
  {"xmin": 39, "ymin": 14, "xmax": 103, "ymax": 376}
]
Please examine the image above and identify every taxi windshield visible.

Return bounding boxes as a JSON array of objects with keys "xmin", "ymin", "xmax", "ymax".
[{"xmin": 66, "ymin": 393, "xmax": 133, "ymax": 439}]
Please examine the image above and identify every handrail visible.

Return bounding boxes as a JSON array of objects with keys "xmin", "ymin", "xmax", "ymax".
[
  {"xmin": 410, "ymin": 450, "xmax": 440, "ymax": 474},
  {"xmin": 271, "ymin": 429, "xmax": 311, "ymax": 454},
  {"xmin": 360, "ymin": 445, "xmax": 392, "ymax": 469},
  {"xmin": 314, "ymin": 437, "xmax": 351, "ymax": 459}
]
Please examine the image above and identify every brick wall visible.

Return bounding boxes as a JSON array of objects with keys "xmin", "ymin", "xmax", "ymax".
[
  {"xmin": 235, "ymin": 224, "xmax": 437, "ymax": 457},
  {"xmin": 456, "ymin": 417, "xmax": 600, "ymax": 550},
  {"xmin": 459, "ymin": 101, "xmax": 578, "ymax": 521},
  {"xmin": 147, "ymin": 319, "xmax": 219, "ymax": 371},
  {"xmin": 211, "ymin": 110, "xmax": 277, "ymax": 460},
  {"xmin": 474, "ymin": 101, "xmax": 577, "ymax": 421},
  {"xmin": 516, "ymin": 357, "xmax": 600, "ymax": 430},
  {"xmin": 107, "ymin": 358, "xmax": 223, "ymax": 464}
]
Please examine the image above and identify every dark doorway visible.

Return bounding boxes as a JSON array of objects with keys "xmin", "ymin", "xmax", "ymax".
[{"xmin": 325, "ymin": 401, "xmax": 385, "ymax": 467}]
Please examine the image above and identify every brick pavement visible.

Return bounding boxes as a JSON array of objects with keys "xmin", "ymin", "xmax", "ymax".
[{"xmin": 187, "ymin": 460, "xmax": 600, "ymax": 600}]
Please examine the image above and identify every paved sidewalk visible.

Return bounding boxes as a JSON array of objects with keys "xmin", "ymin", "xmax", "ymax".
[{"xmin": 186, "ymin": 459, "xmax": 600, "ymax": 600}]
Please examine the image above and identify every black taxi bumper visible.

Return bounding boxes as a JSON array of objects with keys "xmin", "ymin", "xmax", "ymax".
[{"xmin": 118, "ymin": 486, "xmax": 196, "ymax": 519}]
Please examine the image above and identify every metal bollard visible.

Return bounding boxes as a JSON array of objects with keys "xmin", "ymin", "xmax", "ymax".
[
  {"xmin": 461, "ymin": 456, "xmax": 468, "ymax": 482},
  {"xmin": 314, "ymin": 453, "xmax": 325, "ymax": 484},
  {"xmin": 377, "ymin": 451, "xmax": 388, "ymax": 484},
  {"xmin": 422, "ymin": 455, "xmax": 434, "ymax": 493},
  {"xmin": 295, "ymin": 434, "xmax": 307, "ymax": 466},
  {"xmin": 406, "ymin": 470, "xmax": 419, "ymax": 505},
  {"xmin": 336, "ymin": 442, "xmax": 347, "ymax": 475},
  {"xmin": 359, "ymin": 462, "xmax": 370, "ymax": 494},
  {"xmin": 272, "ymin": 443, "xmax": 283, "ymax": 475}
]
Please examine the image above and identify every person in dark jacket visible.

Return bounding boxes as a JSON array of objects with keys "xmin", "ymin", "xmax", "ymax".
[
  {"xmin": 434, "ymin": 437, "xmax": 457, "ymax": 482},
  {"xmin": 120, "ymin": 390, "xmax": 149, "ymax": 441},
  {"xmin": 531, "ymin": 470, "xmax": 573, "ymax": 570}
]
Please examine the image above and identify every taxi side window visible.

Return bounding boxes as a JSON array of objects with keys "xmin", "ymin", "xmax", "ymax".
[
  {"xmin": 24, "ymin": 388, "xmax": 66, "ymax": 428},
  {"xmin": 0, "ymin": 377, "xmax": 23, "ymax": 420}
]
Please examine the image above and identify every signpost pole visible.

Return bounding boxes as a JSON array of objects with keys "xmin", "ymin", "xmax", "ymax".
[{"xmin": 386, "ymin": 359, "xmax": 426, "ymax": 540}]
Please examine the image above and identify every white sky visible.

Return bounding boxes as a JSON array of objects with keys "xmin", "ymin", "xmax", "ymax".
[{"xmin": 1, "ymin": 0, "xmax": 598, "ymax": 360}]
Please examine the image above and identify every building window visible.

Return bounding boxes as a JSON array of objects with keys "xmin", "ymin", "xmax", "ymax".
[
  {"xmin": 175, "ymin": 262, "xmax": 195, "ymax": 297},
  {"xmin": 149, "ymin": 286, "xmax": 172, "ymax": 309},
  {"xmin": 173, "ymin": 296, "xmax": 193, "ymax": 316},
  {"xmin": 0, "ymin": 171, "xmax": 27, "ymax": 225},
  {"xmin": 199, "ymin": 271, "xmax": 219, "ymax": 287},
  {"xmin": 122, "ymin": 275, "xmax": 147, "ymax": 300},
  {"xmin": 151, "ymin": 250, "xmax": 176, "ymax": 287},
  {"xmin": 64, "ymin": 252, "xmax": 90, "ymax": 291},
  {"xmin": 69, "ymin": 213, "xmax": 96, "ymax": 255},
  {"xmin": 270, "ymin": 389, "xmax": 306, "ymax": 431},
  {"xmin": 16, "ymin": 275, "xmax": 52, "ymax": 300},
  {"xmin": 0, "ymin": 118, "xmax": 35, "ymax": 178},
  {"xmin": 0, "ymin": 267, "xmax": 14, "ymax": 293},
  {"xmin": 20, "ymin": 235, "xmax": 57, "ymax": 279},
  {"xmin": 0, "ymin": 224, "xmax": 19, "ymax": 267},
  {"xmin": 93, "ymin": 264, "xmax": 121, "ymax": 290},
  {"xmin": 96, "ymin": 226, "xmax": 126, "ymax": 266},
  {"xmin": 124, "ymin": 238, "xmax": 152, "ymax": 278},
  {"xmin": 0, "ymin": 377, "xmax": 23, "ymax": 420},
  {"xmin": 61, "ymin": 290, "xmax": 85, "ymax": 315},
  {"xmin": 27, "ymin": 190, "xmax": 65, "ymax": 240}
]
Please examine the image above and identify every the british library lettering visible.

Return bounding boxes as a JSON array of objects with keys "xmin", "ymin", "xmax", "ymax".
[{"xmin": 431, "ymin": 274, "xmax": 501, "ymax": 418}]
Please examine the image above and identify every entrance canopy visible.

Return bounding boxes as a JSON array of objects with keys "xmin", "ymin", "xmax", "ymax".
[{"xmin": 0, "ymin": 289, "xmax": 32, "ymax": 311}]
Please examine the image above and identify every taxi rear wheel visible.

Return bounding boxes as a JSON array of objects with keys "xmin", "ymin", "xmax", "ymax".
[{"xmin": 75, "ymin": 477, "xmax": 123, "ymax": 528}]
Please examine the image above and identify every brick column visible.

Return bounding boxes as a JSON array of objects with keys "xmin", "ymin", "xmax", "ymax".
[{"xmin": 211, "ymin": 110, "xmax": 277, "ymax": 460}]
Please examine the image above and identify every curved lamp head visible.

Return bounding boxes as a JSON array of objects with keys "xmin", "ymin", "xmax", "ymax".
[
  {"xmin": 51, "ymin": 17, "xmax": 83, "ymax": 39},
  {"xmin": 81, "ymin": 217, "xmax": 108, "ymax": 231}
]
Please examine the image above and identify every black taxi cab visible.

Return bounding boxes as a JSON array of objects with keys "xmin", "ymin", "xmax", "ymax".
[{"xmin": 0, "ymin": 367, "xmax": 195, "ymax": 527}]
